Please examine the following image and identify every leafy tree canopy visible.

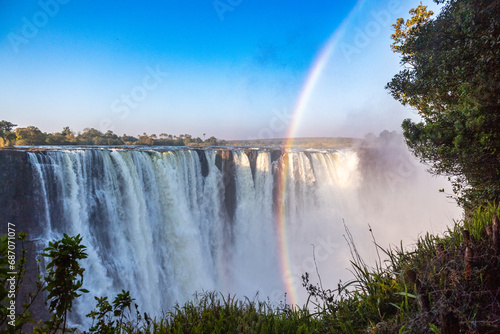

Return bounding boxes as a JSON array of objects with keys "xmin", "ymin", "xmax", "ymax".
[
  {"xmin": 386, "ymin": 0, "xmax": 500, "ymax": 209},
  {"xmin": 0, "ymin": 120, "xmax": 17, "ymax": 147},
  {"xmin": 16, "ymin": 126, "xmax": 47, "ymax": 146}
]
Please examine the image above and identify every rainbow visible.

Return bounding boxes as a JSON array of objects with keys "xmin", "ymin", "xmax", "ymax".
[{"xmin": 276, "ymin": 1, "xmax": 366, "ymax": 306}]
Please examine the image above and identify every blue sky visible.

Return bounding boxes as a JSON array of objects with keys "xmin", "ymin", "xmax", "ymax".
[{"xmin": 0, "ymin": 0, "xmax": 439, "ymax": 140}]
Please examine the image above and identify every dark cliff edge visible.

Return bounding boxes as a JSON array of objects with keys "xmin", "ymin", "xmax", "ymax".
[
  {"xmin": 215, "ymin": 150, "xmax": 237, "ymax": 227},
  {"xmin": 214, "ymin": 148, "xmax": 284, "ymax": 228},
  {"xmin": 0, "ymin": 149, "xmax": 51, "ymax": 326},
  {"xmin": 0, "ymin": 149, "xmax": 35, "ymax": 231}
]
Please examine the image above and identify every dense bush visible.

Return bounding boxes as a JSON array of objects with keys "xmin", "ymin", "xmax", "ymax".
[{"xmin": 386, "ymin": 0, "xmax": 500, "ymax": 209}]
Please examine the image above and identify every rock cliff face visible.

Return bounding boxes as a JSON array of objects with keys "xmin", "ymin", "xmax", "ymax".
[
  {"xmin": 0, "ymin": 149, "xmax": 36, "ymax": 233},
  {"xmin": 215, "ymin": 150, "xmax": 237, "ymax": 225},
  {"xmin": 0, "ymin": 149, "xmax": 50, "ymax": 326},
  {"xmin": 214, "ymin": 148, "xmax": 284, "ymax": 225}
]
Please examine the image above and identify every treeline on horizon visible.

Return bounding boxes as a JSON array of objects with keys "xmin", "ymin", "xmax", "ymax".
[
  {"xmin": 0, "ymin": 121, "xmax": 225, "ymax": 147},
  {"xmin": 228, "ymin": 136, "xmax": 360, "ymax": 148},
  {"xmin": 0, "ymin": 120, "xmax": 366, "ymax": 149}
]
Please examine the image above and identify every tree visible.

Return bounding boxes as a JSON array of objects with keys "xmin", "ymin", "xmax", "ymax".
[
  {"xmin": 205, "ymin": 136, "xmax": 218, "ymax": 146},
  {"xmin": 136, "ymin": 133, "xmax": 155, "ymax": 145},
  {"xmin": 121, "ymin": 134, "xmax": 138, "ymax": 145},
  {"xmin": 60, "ymin": 126, "xmax": 76, "ymax": 143},
  {"xmin": 45, "ymin": 133, "xmax": 68, "ymax": 145},
  {"xmin": 386, "ymin": 0, "xmax": 500, "ymax": 209},
  {"xmin": 103, "ymin": 130, "xmax": 123, "ymax": 145},
  {"xmin": 389, "ymin": 3, "xmax": 434, "ymax": 57},
  {"xmin": 183, "ymin": 134, "xmax": 193, "ymax": 145},
  {"xmin": 41, "ymin": 234, "xmax": 88, "ymax": 333},
  {"xmin": 77, "ymin": 128, "xmax": 106, "ymax": 145},
  {"xmin": 15, "ymin": 126, "xmax": 47, "ymax": 145},
  {"xmin": 45, "ymin": 127, "xmax": 75, "ymax": 145},
  {"xmin": 61, "ymin": 126, "xmax": 74, "ymax": 138},
  {"xmin": 0, "ymin": 120, "xmax": 17, "ymax": 147}
]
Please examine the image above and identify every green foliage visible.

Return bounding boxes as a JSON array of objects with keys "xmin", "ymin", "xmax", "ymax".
[
  {"xmin": 122, "ymin": 134, "xmax": 139, "ymax": 145},
  {"xmin": 464, "ymin": 203, "xmax": 500, "ymax": 241},
  {"xmin": 386, "ymin": 0, "xmax": 500, "ymax": 209},
  {"xmin": 135, "ymin": 133, "xmax": 155, "ymax": 146},
  {"xmin": 45, "ymin": 127, "xmax": 76, "ymax": 145},
  {"xmin": 15, "ymin": 126, "xmax": 47, "ymax": 146},
  {"xmin": 76, "ymin": 128, "xmax": 118, "ymax": 145},
  {"xmin": 390, "ymin": 2, "xmax": 434, "ymax": 55},
  {"xmin": 0, "ymin": 121, "xmax": 17, "ymax": 147},
  {"xmin": 429, "ymin": 323, "xmax": 441, "ymax": 334},
  {"xmin": 86, "ymin": 296, "xmax": 114, "ymax": 334},
  {"xmin": 14, "ymin": 125, "xmax": 77, "ymax": 146},
  {"xmin": 40, "ymin": 233, "xmax": 88, "ymax": 333},
  {"xmin": 84, "ymin": 290, "xmax": 135, "ymax": 334},
  {"xmin": 140, "ymin": 291, "xmax": 323, "ymax": 334}
]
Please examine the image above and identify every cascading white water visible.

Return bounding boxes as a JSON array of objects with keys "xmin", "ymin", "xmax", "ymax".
[{"xmin": 26, "ymin": 146, "xmax": 459, "ymax": 323}]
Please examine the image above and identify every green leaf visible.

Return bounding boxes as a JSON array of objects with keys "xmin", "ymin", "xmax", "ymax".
[{"xmin": 394, "ymin": 292, "xmax": 417, "ymax": 299}]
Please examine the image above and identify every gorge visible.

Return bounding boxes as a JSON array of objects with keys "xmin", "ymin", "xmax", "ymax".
[{"xmin": 0, "ymin": 142, "xmax": 460, "ymax": 323}]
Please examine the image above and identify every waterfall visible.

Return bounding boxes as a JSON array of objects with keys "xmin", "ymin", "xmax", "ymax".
[{"xmin": 24, "ymin": 146, "xmax": 459, "ymax": 321}]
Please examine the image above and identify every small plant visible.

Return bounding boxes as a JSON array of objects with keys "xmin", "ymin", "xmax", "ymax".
[
  {"xmin": 84, "ymin": 290, "xmax": 135, "ymax": 334},
  {"xmin": 429, "ymin": 322, "xmax": 441, "ymax": 333},
  {"xmin": 39, "ymin": 233, "xmax": 89, "ymax": 333}
]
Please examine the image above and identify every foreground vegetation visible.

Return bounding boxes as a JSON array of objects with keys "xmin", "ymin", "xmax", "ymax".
[{"xmin": 1, "ymin": 204, "xmax": 500, "ymax": 333}]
